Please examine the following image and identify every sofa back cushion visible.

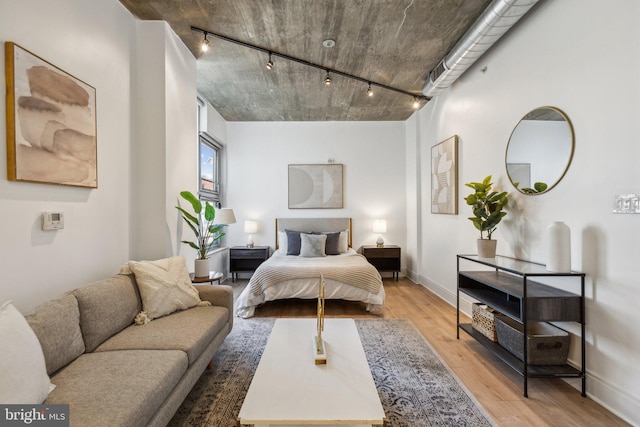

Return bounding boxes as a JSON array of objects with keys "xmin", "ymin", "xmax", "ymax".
[
  {"xmin": 25, "ymin": 293, "xmax": 85, "ymax": 376},
  {"xmin": 74, "ymin": 274, "xmax": 141, "ymax": 352}
]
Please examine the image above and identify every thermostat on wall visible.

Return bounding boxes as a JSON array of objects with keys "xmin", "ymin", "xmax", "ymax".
[{"xmin": 42, "ymin": 212, "xmax": 64, "ymax": 230}]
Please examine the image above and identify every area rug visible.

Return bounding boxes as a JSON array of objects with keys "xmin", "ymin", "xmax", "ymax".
[{"xmin": 169, "ymin": 318, "xmax": 495, "ymax": 427}]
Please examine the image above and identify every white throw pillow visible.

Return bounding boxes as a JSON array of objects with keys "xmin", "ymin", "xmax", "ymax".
[
  {"xmin": 299, "ymin": 233, "xmax": 327, "ymax": 258},
  {"xmin": 0, "ymin": 301, "xmax": 53, "ymax": 404},
  {"xmin": 338, "ymin": 230, "xmax": 349, "ymax": 253},
  {"xmin": 128, "ymin": 256, "xmax": 202, "ymax": 322},
  {"xmin": 278, "ymin": 230, "xmax": 288, "ymax": 254}
]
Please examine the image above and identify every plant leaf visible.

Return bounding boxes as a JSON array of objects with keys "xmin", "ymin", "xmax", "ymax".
[{"xmin": 180, "ymin": 191, "xmax": 202, "ymax": 214}]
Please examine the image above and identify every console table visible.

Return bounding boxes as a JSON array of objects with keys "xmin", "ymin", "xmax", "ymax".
[{"xmin": 457, "ymin": 254, "xmax": 586, "ymax": 397}]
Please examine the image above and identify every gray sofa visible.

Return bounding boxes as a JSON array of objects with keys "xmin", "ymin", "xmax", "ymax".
[{"xmin": 25, "ymin": 273, "xmax": 233, "ymax": 427}]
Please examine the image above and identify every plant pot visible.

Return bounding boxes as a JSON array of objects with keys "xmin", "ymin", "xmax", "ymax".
[
  {"xmin": 477, "ymin": 239, "xmax": 497, "ymax": 258},
  {"xmin": 194, "ymin": 258, "xmax": 210, "ymax": 278}
]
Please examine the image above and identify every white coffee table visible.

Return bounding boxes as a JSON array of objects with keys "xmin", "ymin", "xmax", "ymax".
[{"xmin": 237, "ymin": 318, "xmax": 386, "ymax": 427}]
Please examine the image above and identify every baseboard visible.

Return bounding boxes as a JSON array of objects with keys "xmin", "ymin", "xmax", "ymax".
[{"xmin": 409, "ymin": 272, "xmax": 640, "ymax": 426}]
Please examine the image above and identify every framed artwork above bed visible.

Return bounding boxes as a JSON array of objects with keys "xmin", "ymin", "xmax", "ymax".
[{"xmin": 288, "ymin": 164, "xmax": 343, "ymax": 209}]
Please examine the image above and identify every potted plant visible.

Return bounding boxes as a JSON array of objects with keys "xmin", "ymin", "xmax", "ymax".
[
  {"xmin": 176, "ymin": 191, "xmax": 225, "ymax": 277},
  {"xmin": 464, "ymin": 175, "xmax": 509, "ymax": 258}
]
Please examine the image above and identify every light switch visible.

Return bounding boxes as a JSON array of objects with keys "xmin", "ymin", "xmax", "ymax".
[{"xmin": 613, "ymin": 194, "xmax": 640, "ymax": 214}]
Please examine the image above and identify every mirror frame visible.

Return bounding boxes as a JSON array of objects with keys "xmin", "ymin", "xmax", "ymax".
[{"xmin": 505, "ymin": 106, "xmax": 575, "ymax": 195}]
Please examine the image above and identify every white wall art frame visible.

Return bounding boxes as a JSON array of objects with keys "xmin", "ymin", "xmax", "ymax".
[{"xmin": 431, "ymin": 135, "xmax": 458, "ymax": 214}]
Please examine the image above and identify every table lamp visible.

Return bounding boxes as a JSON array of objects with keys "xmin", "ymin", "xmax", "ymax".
[
  {"xmin": 244, "ymin": 220, "xmax": 258, "ymax": 248},
  {"xmin": 373, "ymin": 219, "xmax": 387, "ymax": 247}
]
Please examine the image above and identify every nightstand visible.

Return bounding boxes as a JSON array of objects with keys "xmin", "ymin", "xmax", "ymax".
[
  {"xmin": 362, "ymin": 245, "xmax": 401, "ymax": 280},
  {"xmin": 230, "ymin": 246, "xmax": 270, "ymax": 282}
]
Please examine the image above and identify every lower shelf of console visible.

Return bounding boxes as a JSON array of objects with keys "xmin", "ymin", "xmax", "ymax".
[{"xmin": 459, "ymin": 323, "xmax": 582, "ymax": 378}]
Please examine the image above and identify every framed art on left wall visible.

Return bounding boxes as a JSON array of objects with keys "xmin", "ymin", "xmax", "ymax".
[{"xmin": 5, "ymin": 42, "xmax": 97, "ymax": 188}]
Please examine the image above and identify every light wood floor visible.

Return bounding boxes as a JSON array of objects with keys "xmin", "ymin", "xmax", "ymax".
[{"xmin": 233, "ymin": 277, "xmax": 629, "ymax": 427}]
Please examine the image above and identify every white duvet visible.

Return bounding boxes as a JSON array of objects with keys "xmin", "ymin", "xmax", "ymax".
[{"xmin": 235, "ymin": 249, "xmax": 385, "ymax": 318}]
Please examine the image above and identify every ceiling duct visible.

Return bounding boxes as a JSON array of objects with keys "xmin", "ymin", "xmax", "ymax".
[{"xmin": 422, "ymin": 0, "xmax": 539, "ymax": 98}]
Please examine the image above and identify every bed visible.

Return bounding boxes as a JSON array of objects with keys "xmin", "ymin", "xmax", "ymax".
[{"xmin": 235, "ymin": 218, "xmax": 385, "ymax": 318}]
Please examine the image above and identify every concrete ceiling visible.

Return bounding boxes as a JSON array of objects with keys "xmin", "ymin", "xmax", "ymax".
[{"xmin": 119, "ymin": 0, "xmax": 492, "ymax": 121}]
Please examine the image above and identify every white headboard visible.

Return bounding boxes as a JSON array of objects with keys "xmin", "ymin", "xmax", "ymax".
[{"xmin": 275, "ymin": 218, "xmax": 352, "ymax": 249}]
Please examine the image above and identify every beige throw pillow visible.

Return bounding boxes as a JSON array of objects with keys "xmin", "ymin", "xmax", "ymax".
[{"xmin": 128, "ymin": 256, "xmax": 203, "ymax": 323}]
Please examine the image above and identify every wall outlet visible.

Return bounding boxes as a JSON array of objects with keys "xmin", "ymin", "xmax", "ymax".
[{"xmin": 613, "ymin": 194, "xmax": 640, "ymax": 214}]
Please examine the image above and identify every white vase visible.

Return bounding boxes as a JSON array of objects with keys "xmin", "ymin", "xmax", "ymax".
[
  {"xmin": 546, "ymin": 221, "xmax": 571, "ymax": 272},
  {"xmin": 194, "ymin": 258, "xmax": 210, "ymax": 278},
  {"xmin": 477, "ymin": 239, "xmax": 497, "ymax": 258}
]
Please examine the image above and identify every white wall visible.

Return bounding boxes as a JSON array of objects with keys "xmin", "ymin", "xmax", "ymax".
[
  {"xmin": 0, "ymin": 0, "xmax": 135, "ymax": 312},
  {"xmin": 409, "ymin": 0, "xmax": 640, "ymax": 423},
  {"xmin": 225, "ymin": 121, "xmax": 407, "ymax": 270},
  {"xmin": 0, "ymin": 1, "xmax": 199, "ymax": 312}
]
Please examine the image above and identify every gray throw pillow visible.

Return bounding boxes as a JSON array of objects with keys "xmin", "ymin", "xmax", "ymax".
[
  {"xmin": 323, "ymin": 232, "xmax": 341, "ymax": 255},
  {"xmin": 299, "ymin": 233, "xmax": 327, "ymax": 257},
  {"xmin": 286, "ymin": 230, "xmax": 302, "ymax": 255}
]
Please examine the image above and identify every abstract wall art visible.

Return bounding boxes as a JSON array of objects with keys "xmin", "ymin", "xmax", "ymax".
[
  {"xmin": 431, "ymin": 135, "xmax": 458, "ymax": 214},
  {"xmin": 5, "ymin": 42, "xmax": 97, "ymax": 188},
  {"xmin": 288, "ymin": 164, "xmax": 343, "ymax": 209}
]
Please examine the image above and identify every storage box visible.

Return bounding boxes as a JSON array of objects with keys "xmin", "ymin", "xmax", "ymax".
[
  {"xmin": 495, "ymin": 316, "xmax": 570, "ymax": 365},
  {"xmin": 471, "ymin": 303, "xmax": 499, "ymax": 342}
]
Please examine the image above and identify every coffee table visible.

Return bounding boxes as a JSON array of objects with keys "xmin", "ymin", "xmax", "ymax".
[{"xmin": 237, "ymin": 318, "xmax": 386, "ymax": 427}]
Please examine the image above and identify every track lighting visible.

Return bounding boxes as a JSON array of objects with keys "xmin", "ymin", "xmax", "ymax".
[
  {"xmin": 200, "ymin": 33, "xmax": 210, "ymax": 52},
  {"xmin": 190, "ymin": 26, "xmax": 429, "ymax": 108},
  {"xmin": 266, "ymin": 52, "xmax": 273, "ymax": 70}
]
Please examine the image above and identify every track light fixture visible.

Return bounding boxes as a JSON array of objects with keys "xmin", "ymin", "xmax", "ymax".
[
  {"xmin": 266, "ymin": 52, "xmax": 273, "ymax": 70},
  {"xmin": 190, "ymin": 26, "xmax": 429, "ymax": 108},
  {"xmin": 200, "ymin": 33, "xmax": 210, "ymax": 52}
]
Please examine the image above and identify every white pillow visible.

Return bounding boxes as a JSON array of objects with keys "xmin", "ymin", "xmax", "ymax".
[
  {"xmin": 299, "ymin": 233, "xmax": 327, "ymax": 258},
  {"xmin": 0, "ymin": 301, "xmax": 53, "ymax": 404},
  {"xmin": 338, "ymin": 230, "xmax": 349, "ymax": 253},
  {"xmin": 278, "ymin": 230, "xmax": 288, "ymax": 253},
  {"xmin": 128, "ymin": 256, "xmax": 202, "ymax": 322}
]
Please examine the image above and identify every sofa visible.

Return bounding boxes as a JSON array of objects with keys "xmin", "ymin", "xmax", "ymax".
[{"xmin": 22, "ymin": 262, "xmax": 233, "ymax": 427}]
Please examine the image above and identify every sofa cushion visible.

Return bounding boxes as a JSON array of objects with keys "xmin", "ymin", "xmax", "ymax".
[
  {"xmin": 73, "ymin": 274, "xmax": 141, "ymax": 352},
  {"xmin": 128, "ymin": 256, "xmax": 202, "ymax": 322},
  {"xmin": 25, "ymin": 293, "xmax": 85, "ymax": 375},
  {"xmin": 1, "ymin": 301, "xmax": 53, "ymax": 404},
  {"xmin": 46, "ymin": 349, "xmax": 187, "ymax": 427},
  {"xmin": 94, "ymin": 305, "xmax": 229, "ymax": 365}
]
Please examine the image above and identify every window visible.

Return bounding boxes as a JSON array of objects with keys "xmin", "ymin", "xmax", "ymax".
[{"xmin": 198, "ymin": 132, "xmax": 222, "ymax": 203}]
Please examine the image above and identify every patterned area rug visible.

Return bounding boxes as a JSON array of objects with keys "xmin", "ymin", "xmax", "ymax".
[{"xmin": 169, "ymin": 318, "xmax": 495, "ymax": 427}]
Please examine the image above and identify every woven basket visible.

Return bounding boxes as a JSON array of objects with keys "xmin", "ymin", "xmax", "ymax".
[
  {"xmin": 495, "ymin": 316, "xmax": 570, "ymax": 365},
  {"xmin": 471, "ymin": 303, "xmax": 499, "ymax": 342}
]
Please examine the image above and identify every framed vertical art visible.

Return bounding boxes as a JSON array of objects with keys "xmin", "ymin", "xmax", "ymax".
[
  {"xmin": 431, "ymin": 135, "xmax": 458, "ymax": 214},
  {"xmin": 5, "ymin": 42, "xmax": 97, "ymax": 188}
]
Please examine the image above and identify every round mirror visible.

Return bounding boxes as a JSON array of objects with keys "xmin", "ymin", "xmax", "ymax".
[{"xmin": 505, "ymin": 106, "xmax": 574, "ymax": 195}]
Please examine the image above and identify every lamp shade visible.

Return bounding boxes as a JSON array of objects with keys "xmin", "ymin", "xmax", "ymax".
[
  {"xmin": 215, "ymin": 208, "xmax": 236, "ymax": 225},
  {"xmin": 372, "ymin": 220, "xmax": 387, "ymax": 234},
  {"xmin": 244, "ymin": 220, "xmax": 258, "ymax": 234}
]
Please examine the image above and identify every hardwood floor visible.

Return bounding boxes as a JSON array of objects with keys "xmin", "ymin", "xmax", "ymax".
[{"xmin": 233, "ymin": 277, "xmax": 629, "ymax": 427}]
